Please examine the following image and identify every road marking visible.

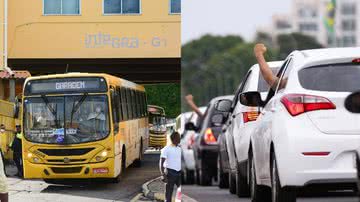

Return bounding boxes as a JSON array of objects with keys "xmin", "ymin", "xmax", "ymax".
[{"xmin": 130, "ymin": 193, "xmax": 143, "ymax": 202}]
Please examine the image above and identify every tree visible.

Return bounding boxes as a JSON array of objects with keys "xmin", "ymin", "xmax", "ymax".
[
  {"xmin": 144, "ymin": 83, "xmax": 180, "ymax": 118},
  {"xmin": 277, "ymin": 33, "xmax": 323, "ymax": 59}
]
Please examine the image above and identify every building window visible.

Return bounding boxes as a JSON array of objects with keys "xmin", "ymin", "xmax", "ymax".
[
  {"xmin": 343, "ymin": 35, "xmax": 357, "ymax": 47},
  {"xmin": 104, "ymin": 0, "xmax": 140, "ymax": 14},
  {"xmin": 298, "ymin": 7, "xmax": 317, "ymax": 18},
  {"xmin": 342, "ymin": 20, "xmax": 356, "ymax": 31},
  {"xmin": 44, "ymin": 0, "xmax": 80, "ymax": 15},
  {"xmin": 170, "ymin": 0, "xmax": 181, "ymax": 14},
  {"xmin": 341, "ymin": 3, "xmax": 356, "ymax": 15},
  {"xmin": 299, "ymin": 23, "xmax": 318, "ymax": 32}
]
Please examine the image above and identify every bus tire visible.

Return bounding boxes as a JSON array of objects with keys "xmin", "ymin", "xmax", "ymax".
[
  {"xmin": 113, "ymin": 147, "xmax": 126, "ymax": 183},
  {"xmin": 134, "ymin": 140, "xmax": 143, "ymax": 168}
]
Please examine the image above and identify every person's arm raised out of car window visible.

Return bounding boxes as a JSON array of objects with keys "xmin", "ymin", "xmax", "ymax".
[
  {"xmin": 254, "ymin": 43, "xmax": 287, "ymax": 90},
  {"xmin": 185, "ymin": 95, "xmax": 203, "ymax": 118}
]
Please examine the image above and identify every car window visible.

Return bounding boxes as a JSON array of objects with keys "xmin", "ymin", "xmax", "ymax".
[
  {"xmin": 235, "ymin": 70, "xmax": 252, "ymax": 106},
  {"xmin": 275, "ymin": 58, "xmax": 294, "ymax": 94},
  {"xmin": 298, "ymin": 63, "xmax": 360, "ymax": 92},
  {"xmin": 242, "ymin": 70, "xmax": 253, "ymax": 93},
  {"xmin": 258, "ymin": 67, "xmax": 280, "ymax": 92},
  {"xmin": 264, "ymin": 59, "xmax": 290, "ymax": 103}
]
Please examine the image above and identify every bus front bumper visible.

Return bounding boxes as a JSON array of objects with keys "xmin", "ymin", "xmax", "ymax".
[{"xmin": 24, "ymin": 158, "xmax": 116, "ymax": 179}]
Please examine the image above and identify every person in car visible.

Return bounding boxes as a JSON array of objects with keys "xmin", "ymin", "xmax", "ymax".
[
  {"xmin": 185, "ymin": 94, "xmax": 204, "ymax": 118},
  {"xmin": 254, "ymin": 43, "xmax": 287, "ymax": 90}
]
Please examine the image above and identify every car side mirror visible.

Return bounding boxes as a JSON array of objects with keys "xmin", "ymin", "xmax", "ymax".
[
  {"xmin": 215, "ymin": 99, "xmax": 232, "ymax": 112},
  {"xmin": 239, "ymin": 91, "xmax": 264, "ymax": 107},
  {"xmin": 211, "ymin": 114, "xmax": 224, "ymax": 127},
  {"xmin": 345, "ymin": 91, "xmax": 360, "ymax": 113},
  {"xmin": 185, "ymin": 122, "xmax": 197, "ymax": 131}
]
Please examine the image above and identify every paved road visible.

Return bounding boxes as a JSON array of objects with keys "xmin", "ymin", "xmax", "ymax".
[
  {"xmin": 182, "ymin": 185, "xmax": 358, "ymax": 202},
  {"xmin": 7, "ymin": 151, "xmax": 160, "ymax": 202}
]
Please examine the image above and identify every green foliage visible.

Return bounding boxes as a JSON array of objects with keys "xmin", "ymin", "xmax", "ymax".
[
  {"xmin": 182, "ymin": 32, "xmax": 323, "ymax": 112},
  {"xmin": 277, "ymin": 32, "xmax": 323, "ymax": 59},
  {"xmin": 145, "ymin": 83, "xmax": 180, "ymax": 118}
]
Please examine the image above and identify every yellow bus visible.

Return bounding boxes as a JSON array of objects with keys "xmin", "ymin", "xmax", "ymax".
[
  {"xmin": 21, "ymin": 73, "xmax": 148, "ymax": 182},
  {"xmin": 148, "ymin": 105, "xmax": 167, "ymax": 149}
]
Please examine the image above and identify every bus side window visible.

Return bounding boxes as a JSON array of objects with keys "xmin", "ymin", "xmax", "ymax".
[
  {"xmin": 110, "ymin": 89, "xmax": 119, "ymax": 134},
  {"xmin": 143, "ymin": 93, "xmax": 148, "ymax": 116},
  {"xmin": 136, "ymin": 91, "xmax": 141, "ymax": 118},
  {"xmin": 139, "ymin": 92, "xmax": 144, "ymax": 117},
  {"xmin": 131, "ymin": 90, "xmax": 136, "ymax": 119},
  {"xmin": 126, "ymin": 89, "xmax": 133, "ymax": 120},
  {"xmin": 121, "ymin": 88, "xmax": 128, "ymax": 121},
  {"xmin": 116, "ymin": 87, "xmax": 123, "ymax": 121}
]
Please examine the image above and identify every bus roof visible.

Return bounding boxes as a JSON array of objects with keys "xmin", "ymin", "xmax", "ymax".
[{"xmin": 25, "ymin": 72, "xmax": 145, "ymax": 91}]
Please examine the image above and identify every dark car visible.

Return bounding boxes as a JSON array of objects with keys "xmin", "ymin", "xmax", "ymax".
[{"xmin": 186, "ymin": 95, "xmax": 233, "ymax": 186}]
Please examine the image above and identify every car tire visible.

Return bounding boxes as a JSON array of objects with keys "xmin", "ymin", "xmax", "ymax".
[
  {"xmin": 228, "ymin": 171, "xmax": 236, "ymax": 194},
  {"xmin": 356, "ymin": 154, "xmax": 360, "ymax": 197},
  {"xmin": 199, "ymin": 167, "xmax": 212, "ymax": 186},
  {"xmin": 271, "ymin": 152, "xmax": 296, "ymax": 202},
  {"xmin": 235, "ymin": 162, "xmax": 250, "ymax": 197},
  {"xmin": 183, "ymin": 169, "xmax": 194, "ymax": 184},
  {"xmin": 194, "ymin": 168, "xmax": 200, "ymax": 185},
  {"xmin": 217, "ymin": 156, "xmax": 229, "ymax": 189},
  {"xmin": 249, "ymin": 153, "xmax": 271, "ymax": 202}
]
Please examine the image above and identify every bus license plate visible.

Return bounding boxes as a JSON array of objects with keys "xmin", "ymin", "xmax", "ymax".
[{"xmin": 93, "ymin": 168, "xmax": 109, "ymax": 174}]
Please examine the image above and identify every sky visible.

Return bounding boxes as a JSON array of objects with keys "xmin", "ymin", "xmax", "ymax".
[{"xmin": 182, "ymin": 0, "xmax": 292, "ymax": 44}]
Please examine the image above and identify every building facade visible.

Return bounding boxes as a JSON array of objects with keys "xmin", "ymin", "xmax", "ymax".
[
  {"xmin": 261, "ymin": 0, "xmax": 360, "ymax": 47},
  {"xmin": 0, "ymin": 0, "xmax": 181, "ymax": 83}
]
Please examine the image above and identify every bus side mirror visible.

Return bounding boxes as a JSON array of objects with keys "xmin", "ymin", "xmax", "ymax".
[
  {"xmin": 13, "ymin": 100, "xmax": 20, "ymax": 119},
  {"xmin": 345, "ymin": 91, "xmax": 360, "ymax": 113}
]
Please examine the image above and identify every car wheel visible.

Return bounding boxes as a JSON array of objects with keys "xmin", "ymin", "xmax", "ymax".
[
  {"xmin": 271, "ymin": 152, "xmax": 296, "ymax": 202},
  {"xmin": 217, "ymin": 156, "xmax": 229, "ymax": 189},
  {"xmin": 199, "ymin": 167, "xmax": 212, "ymax": 186},
  {"xmin": 356, "ymin": 154, "xmax": 360, "ymax": 196},
  {"xmin": 235, "ymin": 162, "xmax": 250, "ymax": 197},
  {"xmin": 249, "ymin": 153, "xmax": 271, "ymax": 202},
  {"xmin": 228, "ymin": 171, "xmax": 236, "ymax": 194},
  {"xmin": 194, "ymin": 168, "xmax": 200, "ymax": 185},
  {"xmin": 186, "ymin": 169, "xmax": 195, "ymax": 184}
]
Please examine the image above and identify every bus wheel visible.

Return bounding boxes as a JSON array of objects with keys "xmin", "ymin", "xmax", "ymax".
[
  {"xmin": 113, "ymin": 148, "xmax": 126, "ymax": 183},
  {"xmin": 134, "ymin": 141, "xmax": 143, "ymax": 168}
]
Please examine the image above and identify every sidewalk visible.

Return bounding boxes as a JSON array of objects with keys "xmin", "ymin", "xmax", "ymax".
[{"xmin": 142, "ymin": 177, "xmax": 197, "ymax": 202}]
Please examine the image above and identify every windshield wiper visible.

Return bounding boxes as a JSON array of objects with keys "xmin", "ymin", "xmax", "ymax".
[
  {"xmin": 70, "ymin": 93, "xmax": 88, "ymax": 126},
  {"xmin": 41, "ymin": 94, "xmax": 60, "ymax": 128}
]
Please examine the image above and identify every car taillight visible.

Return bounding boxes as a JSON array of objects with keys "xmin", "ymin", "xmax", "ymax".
[
  {"xmin": 281, "ymin": 94, "xmax": 336, "ymax": 116},
  {"xmin": 243, "ymin": 111, "xmax": 259, "ymax": 123},
  {"xmin": 203, "ymin": 128, "xmax": 217, "ymax": 145},
  {"xmin": 353, "ymin": 58, "xmax": 360, "ymax": 63}
]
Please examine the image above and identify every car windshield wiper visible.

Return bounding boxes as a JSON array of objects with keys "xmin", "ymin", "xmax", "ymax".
[
  {"xmin": 70, "ymin": 93, "xmax": 88, "ymax": 126},
  {"xmin": 41, "ymin": 94, "xmax": 60, "ymax": 128}
]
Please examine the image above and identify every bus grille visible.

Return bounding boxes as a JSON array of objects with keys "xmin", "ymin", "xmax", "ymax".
[
  {"xmin": 51, "ymin": 167, "xmax": 83, "ymax": 174},
  {"xmin": 38, "ymin": 148, "xmax": 95, "ymax": 156},
  {"xmin": 47, "ymin": 159, "xmax": 87, "ymax": 163}
]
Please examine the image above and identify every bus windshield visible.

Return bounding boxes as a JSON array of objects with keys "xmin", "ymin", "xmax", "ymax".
[{"xmin": 23, "ymin": 95, "xmax": 110, "ymax": 144}]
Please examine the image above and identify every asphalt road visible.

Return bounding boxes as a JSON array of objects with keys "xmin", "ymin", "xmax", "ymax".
[
  {"xmin": 182, "ymin": 185, "xmax": 359, "ymax": 202},
  {"xmin": 7, "ymin": 151, "xmax": 160, "ymax": 202}
]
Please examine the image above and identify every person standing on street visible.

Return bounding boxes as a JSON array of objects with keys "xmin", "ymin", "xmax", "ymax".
[
  {"xmin": 0, "ymin": 125, "xmax": 9, "ymax": 202},
  {"xmin": 159, "ymin": 132, "xmax": 181, "ymax": 202},
  {"xmin": 11, "ymin": 125, "xmax": 23, "ymax": 178}
]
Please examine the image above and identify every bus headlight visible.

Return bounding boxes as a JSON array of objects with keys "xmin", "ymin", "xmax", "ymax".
[
  {"xmin": 91, "ymin": 150, "xmax": 109, "ymax": 163},
  {"xmin": 33, "ymin": 157, "xmax": 40, "ymax": 163},
  {"xmin": 27, "ymin": 153, "xmax": 33, "ymax": 158}
]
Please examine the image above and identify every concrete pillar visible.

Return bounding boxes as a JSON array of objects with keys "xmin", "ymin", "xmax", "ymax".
[{"xmin": 9, "ymin": 78, "xmax": 14, "ymax": 102}]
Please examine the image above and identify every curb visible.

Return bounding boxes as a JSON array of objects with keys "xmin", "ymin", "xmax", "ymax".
[{"xmin": 142, "ymin": 177, "xmax": 165, "ymax": 201}]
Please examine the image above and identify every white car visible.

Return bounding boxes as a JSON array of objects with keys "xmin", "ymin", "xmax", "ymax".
[
  {"xmin": 180, "ymin": 107, "xmax": 207, "ymax": 184},
  {"xmin": 223, "ymin": 61, "xmax": 282, "ymax": 196},
  {"xmin": 240, "ymin": 48, "xmax": 360, "ymax": 202}
]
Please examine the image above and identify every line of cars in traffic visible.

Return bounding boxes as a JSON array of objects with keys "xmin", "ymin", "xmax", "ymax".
[{"xmin": 180, "ymin": 47, "xmax": 360, "ymax": 202}]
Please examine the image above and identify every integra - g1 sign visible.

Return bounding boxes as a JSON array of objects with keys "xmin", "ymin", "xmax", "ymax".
[{"xmin": 24, "ymin": 77, "xmax": 108, "ymax": 95}]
